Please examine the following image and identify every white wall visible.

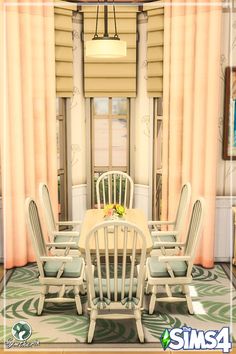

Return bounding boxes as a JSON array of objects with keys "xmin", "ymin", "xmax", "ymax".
[
  {"xmin": 72, "ymin": 184, "xmax": 87, "ymax": 221},
  {"xmin": 70, "ymin": 12, "xmax": 88, "ymax": 219},
  {"xmin": 215, "ymin": 197, "xmax": 236, "ymax": 262},
  {"xmin": 71, "ymin": 13, "xmax": 87, "ymax": 186},
  {"xmin": 133, "ymin": 13, "xmax": 153, "ymax": 218},
  {"xmin": 213, "ymin": 11, "xmax": 236, "ymax": 260},
  {"xmin": 134, "ymin": 184, "xmax": 150, "ymax": 218},
  {"xmin": 216, "ymin": 11, "xmax": 236, "ymax": 195},
  {"xmin": 134, "ymin": 12, "xmax": 151, "ymax": 186}
]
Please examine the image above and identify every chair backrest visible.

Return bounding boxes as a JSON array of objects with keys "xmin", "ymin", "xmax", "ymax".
[
  {"xmin": 25, "ymin": 197, "xmax": 47, "ymax": 277},
  {"xmin": 174, "ymin": 183, "xmax": 191, "ymax": 232},
  {"xmin": 39, "ymin": 183, "xmax": 56, "ymax": 237},
  {"xmin": 96, "ymin": 171, "xmax": 134, "ymax": 209},
  {"xmin": 85, "ymin": 220, "xmax": 147, "ymax": 309},
  {"xmin": 185, "ymin": 198, "xmax": 205, "ymax": 259}
]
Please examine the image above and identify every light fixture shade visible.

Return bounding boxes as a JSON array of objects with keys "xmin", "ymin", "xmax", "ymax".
[{"xmin": 86, "ymin": 39, "xmax": 127, "ymax": 58}]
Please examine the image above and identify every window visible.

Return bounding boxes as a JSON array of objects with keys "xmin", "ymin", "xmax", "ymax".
[
  {"xmin": 153, "ymin": 97, "xmax": 163, "ymax": 220},
  {"xmin": 56, "ymin": 98, "xmax": 68, "ymax": 221},
  {"xmin": 92, "ymin": 97, "xmax": 130, "ymax": 207}
]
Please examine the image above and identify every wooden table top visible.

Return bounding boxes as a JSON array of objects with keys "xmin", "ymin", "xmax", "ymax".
[{"xmin": 78, "ymin": 208, "xmax": 153, "ymax": 254}]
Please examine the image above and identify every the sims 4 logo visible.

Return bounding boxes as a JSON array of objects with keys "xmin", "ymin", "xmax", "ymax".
[{"xmin": 160, "ymin": 326, "xmax": 232, "ymax": 353}]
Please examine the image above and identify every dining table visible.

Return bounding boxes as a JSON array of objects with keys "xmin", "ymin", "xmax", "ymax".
[{"xmin": 78, "ymin": 208, "xmax": 153, "ymax": 256}]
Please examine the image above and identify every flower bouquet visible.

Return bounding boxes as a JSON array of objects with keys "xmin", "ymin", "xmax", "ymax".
[{"xmin": 104, "ymin": 204, "xmax": 126, "ymax": 220}]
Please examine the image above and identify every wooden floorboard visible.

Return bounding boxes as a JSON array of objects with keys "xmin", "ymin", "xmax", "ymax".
[
  {"xmin": 232, "ymin": 264, "xmax": 236, "ymax": 277},
  {"xmin": 0, "ymin": 264, "xmax": 4, "ymax": 282}
]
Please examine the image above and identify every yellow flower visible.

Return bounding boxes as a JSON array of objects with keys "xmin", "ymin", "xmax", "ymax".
[{"xmin": 115, "ymin": 204, "xmax": 125, "ymax": 216}]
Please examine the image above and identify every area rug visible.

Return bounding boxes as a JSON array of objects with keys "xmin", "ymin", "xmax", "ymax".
[{"xmin": 0, "ymin": 263, "xmax": 235, "ymax": 348}]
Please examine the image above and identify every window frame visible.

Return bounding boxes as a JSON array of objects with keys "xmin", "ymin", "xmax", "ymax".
[
  {"xmin": 152, "ymin": 97, "xmax": 163, "ymax": 220},
  {"xmin": 90, "ymin": 97, "xmax": 131, "ymax": 207},
  {"xmin": 56, "ymin": 97, "xmax": 69, "ymax": 222}
]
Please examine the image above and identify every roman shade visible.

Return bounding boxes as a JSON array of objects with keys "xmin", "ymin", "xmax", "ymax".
[
  {"xmin": 82, "ymin": 6, "xmax": 138, "ymax": 97},
  {"xmin": 144, "ymin": 2, "xmax": 164, "ymax": 97},
  {"xmin": 54, "ymin": 1, "xmax": 76, "ymax": 97}
]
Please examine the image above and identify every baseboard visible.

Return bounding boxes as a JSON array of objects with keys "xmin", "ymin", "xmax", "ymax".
[
  {"xmin": 72, "ymin": 184, "xmax": 87, "ymax": 221},
  {"xmin": 214, "ymin": 196, "xmax": 236, "ymax": 262},
  {"xmin": 134, "ymin": 184, "xmax": 149, "ymax": 218}
]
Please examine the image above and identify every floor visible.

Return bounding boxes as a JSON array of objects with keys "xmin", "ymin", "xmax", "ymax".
[
  {"xmin": 233, "ymin": 264, "xmax": 236, "ymax": 277},
  {"xmin": 0, "ymin": 264, "xmax": 235, "ymax": 354},
  {"xmin": 8, "ymin": 352, "xmax": 236, "ymax": 354},
  {"xmin": 1, "ymin": 352, "xmax": 235, "ymax": 354},
  {"xmin": 0, "ymin": 265, "xmax": 4, "ymax": 282}
]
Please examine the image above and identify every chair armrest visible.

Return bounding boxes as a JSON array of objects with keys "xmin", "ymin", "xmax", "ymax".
[
  {"xmin": 153, "ymin": 241, "xmax": 185, "ymax": 247},
  {"xmin": 56, "ymin": 221, "xmax": 82, "ymax": 226},
  {"xmin": 157, "ymin": 255, "xmax": 191, "ymax": 262},
  {"xmin": 52, "ymin": 231, "xmax": 80, "ymax": 237},
  {"xmin": 46, "ymin": 242, "xmax": 77, "ymax": 248},
  {"xmin": 39, "ymin": 256, "xmax": 73, "ymax": 262},
  {"xmin": 151, "ymin": 230, "xmax": 178, "ymax": 237},
  {"xmin": 148, "ymin": 220, "xmax": 175, "ymax": 226}
]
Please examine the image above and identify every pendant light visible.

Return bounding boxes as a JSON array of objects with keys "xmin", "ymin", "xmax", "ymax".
[{"xmin": 85, "ymin": 1, "xmax": 127, "ymax": 58}]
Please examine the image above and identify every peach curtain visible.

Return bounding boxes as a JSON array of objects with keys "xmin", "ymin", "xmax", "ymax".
[
  {"xmin": 2, "ymin": 0, "xmax": 58, "ymax": 269},
  {"xmin": 0, "ymin": 2, "xmax": 3, "ymax": 197},
  {"xmin": 162, "ymin": 0, "xmax": 222, "ymax": 267}
]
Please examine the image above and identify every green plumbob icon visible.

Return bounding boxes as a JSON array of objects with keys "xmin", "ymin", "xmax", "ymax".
[
  {"xmin": 160, "ymin": 329, "xmax": 171, "ymax": 350},
  {"xmin": 12, "ymin": 321, "xmax": 32, "ymax": 341}
]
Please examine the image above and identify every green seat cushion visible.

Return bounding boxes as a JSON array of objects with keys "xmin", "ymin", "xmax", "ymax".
[
  {"xmin": 54, "ymin": 235, "xmax": 80, "ymax": 249},
  {"xmin": 152, "ymin": 234, "xmax": 176, "ymax": 249},
  {"xmin": 94, "ymin": 278, "xmax": 137, "ymax": 301},
  {"xmin": 44, "ymin": 258, "xmax": 83, "ymax": 278},
  {"xmin": 148, "ymin": 257, "xmax": 187, "ymax": 277}
]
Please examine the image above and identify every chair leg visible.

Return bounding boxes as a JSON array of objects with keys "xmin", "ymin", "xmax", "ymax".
[
  {"xmin": 79, "ymin": 284, "xmax": 86, "ymax": 295},
  {"xmin": 145, "ymin": 283, "xmax": 152, "ymax": 295},
  {"xmin": 74, "ymin": 286, "xmax": 82, "ymax": 315},
  {"xmin": 183, "ymin": 285, "xmax": 194, "ymax": 314},
  {"xmin": 59, "ymin": 284, "xmax": 66, "ymax": 298},
  {"xmin": 149, "ymin": 285, "xmax": 157, "ymax": 315},
  {"xmin": 134, "ymin": 309, "xmax": 144, "ymax": 343},
  {"xmin": 38, "ymin": 285, "xmax": 47, "ymax": 315},
  {"xmin": 88, "ymin": 310, "xmax": 97, "ymax": 343}
]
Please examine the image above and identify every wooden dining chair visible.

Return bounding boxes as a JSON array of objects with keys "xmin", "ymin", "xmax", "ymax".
[
  {"xmin": 85, "ymin": 220, "xmax": 147, "ymax": 343},
  {"xmin": 96, "ymin": 171, "xmax": 134, "ymax": 209},
  {"xmin": 146, "ymin": 198, "xmax": 205, "ymax": 315},
  {"xmin": 25, "ymin": 197, "xmax": 85, "ymax": 315},
  {"xmin": 39, "ymin": 183, "xmax": 81, "ymax": 254},
  {"xmin": 148, "ymin": 182, "xmax": 191, "ymax": 255}
]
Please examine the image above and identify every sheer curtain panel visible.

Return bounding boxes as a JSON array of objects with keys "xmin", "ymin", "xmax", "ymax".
[
  {"xmin": 3, "ymin": 0, "xmax": 58, "ymax": 268},
  {"xmin": 162, "ymin": 0, "xmax": 222, "ymax": 267}
]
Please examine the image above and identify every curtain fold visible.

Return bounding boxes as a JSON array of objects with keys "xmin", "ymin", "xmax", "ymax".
[
  {"xmin": 0, "ymin": 1, "xmax": 3, "ymax": 198},
  {"xmin": 162, "ymin": 0, "xmax": 222, "ymax": 267},
  {"xmin": 3, "ymin": 0, "xmax": 58, "ymax": 269}
]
